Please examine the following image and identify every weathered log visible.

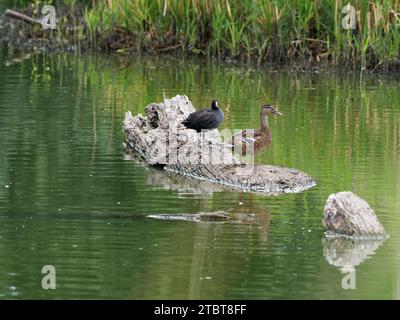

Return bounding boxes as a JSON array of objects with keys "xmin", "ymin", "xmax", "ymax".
[
  {"xmin": 4, "ymin": 9, "xmax": 41, "ymax": 25},
  {"xmin": 322, "ymin": 191, "xmax": 387, "ymax": 239},
  {"xmin": 123, "ymin": 95, "xmax": 316, "ymax": 194}
]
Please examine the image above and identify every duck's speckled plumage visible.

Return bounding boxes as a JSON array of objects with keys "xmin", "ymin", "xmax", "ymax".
[{"xmin": 230, "ymin": 104, "xmax": 283, "ymax": 156}]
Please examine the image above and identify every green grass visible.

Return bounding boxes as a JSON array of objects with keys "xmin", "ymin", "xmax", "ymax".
[
  {"xmin": 81, "ymin": 0, "xmax": 400, "ymax": 71},
  {"xmin": 3, "ymin": 0, "xmax": 400, "ymax": 71}
]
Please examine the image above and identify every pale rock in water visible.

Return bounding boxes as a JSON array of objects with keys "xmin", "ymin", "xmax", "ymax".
[{"xmin": 322, "ymin": 191, "xmax": 387, "ymax": 239}]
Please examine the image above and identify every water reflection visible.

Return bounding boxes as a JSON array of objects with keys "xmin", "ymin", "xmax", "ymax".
[
  {"xmin": 124, "ymin": 150, "xmax": 226, "ymax": 197},
  {"xmin": 3, "ymin": 51, "xmax": 36, "ymax": 67},
  {"xmin": 322, "ymin": 237, "xmax": 386, "ymax": 273},
  {"xmin": 0, "ymin": 49, "xmax": 399, "ymax": 298},
  {"xmin": 127, "ymin": 150, "xmax": 271, "ymax": 232},
  {"xmin": 147, "ymin": 203, "xmax": 270, "ymax": 228}
]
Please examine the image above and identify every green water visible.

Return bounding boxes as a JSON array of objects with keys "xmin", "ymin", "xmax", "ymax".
[{"xmin": 0, "ymin": 48, "xmax": 399, "ymax": 299}]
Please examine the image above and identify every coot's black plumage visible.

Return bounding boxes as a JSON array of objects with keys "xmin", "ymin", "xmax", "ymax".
[{"xmin": 182, "ymin": 100, "xmax": 224, "ymax": 132}]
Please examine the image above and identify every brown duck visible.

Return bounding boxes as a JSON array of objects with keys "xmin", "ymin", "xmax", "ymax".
[{"xmin": 229, "ymin": 104, "xmax": 283, "ymax": 156}]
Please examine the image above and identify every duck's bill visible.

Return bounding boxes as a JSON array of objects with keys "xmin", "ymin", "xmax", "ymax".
[{"xmin": 274, "ymin": 110, "xmax": 284, "ymax": 116}]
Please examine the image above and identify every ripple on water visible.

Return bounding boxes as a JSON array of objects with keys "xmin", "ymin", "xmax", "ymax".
[{"xmin": 0, "ymin": 52, "xmax": 399, "ymax": 299}]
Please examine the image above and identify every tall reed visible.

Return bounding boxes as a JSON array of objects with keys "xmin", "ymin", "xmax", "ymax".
[{"xmin": 8, "ymin": 0, "xmax": 400, "ymax": 71}]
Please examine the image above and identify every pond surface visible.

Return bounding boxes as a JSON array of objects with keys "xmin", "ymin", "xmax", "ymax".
[{"xmin": 0, "ymin": 48, "xmax": 399, "ymax": 299}]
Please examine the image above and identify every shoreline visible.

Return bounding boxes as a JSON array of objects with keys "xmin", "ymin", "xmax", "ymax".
[{"xmin": 1, "ymin": 3, "xmax": 400, "ymax": 75}]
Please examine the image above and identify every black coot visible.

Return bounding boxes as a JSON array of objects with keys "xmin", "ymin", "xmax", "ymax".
[{"xmin": 182, "ymin": 100, "xmax": 224, "ymax": 132}]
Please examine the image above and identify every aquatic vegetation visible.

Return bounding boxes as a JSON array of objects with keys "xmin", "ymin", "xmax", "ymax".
[
  {"xmin": 83, "ymin": 0, "xmax": 400, "ymax": 71},
  {"xmin": 1, "ymin": 0, "xmax": 399, "ymax": 71}
]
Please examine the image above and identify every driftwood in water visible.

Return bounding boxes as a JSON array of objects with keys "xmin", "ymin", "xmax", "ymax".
[
  {"xmin": 123, "ymin": 95, "xmax": 316, "ymax": 194},
  {"xmin": 149, "ymin": 211, "xmax": 230, "ymax": 223},
  {"xmin": 148, "ymin": 205, "xmax": 271, "ymax": 226},
  {"xmin": 322, "ymin": 191, "xmax": 387, "ymax": 239}
]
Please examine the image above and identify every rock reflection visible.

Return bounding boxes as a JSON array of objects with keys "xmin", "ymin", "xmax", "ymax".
[{"xmin": 322, "ymin": 237, "xmax": 386, "ymax": 273}]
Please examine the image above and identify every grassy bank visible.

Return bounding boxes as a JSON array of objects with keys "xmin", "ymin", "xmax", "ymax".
[{"xmin": 2, "ymin": 0, "xmax": 400, "ymax": 72}]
